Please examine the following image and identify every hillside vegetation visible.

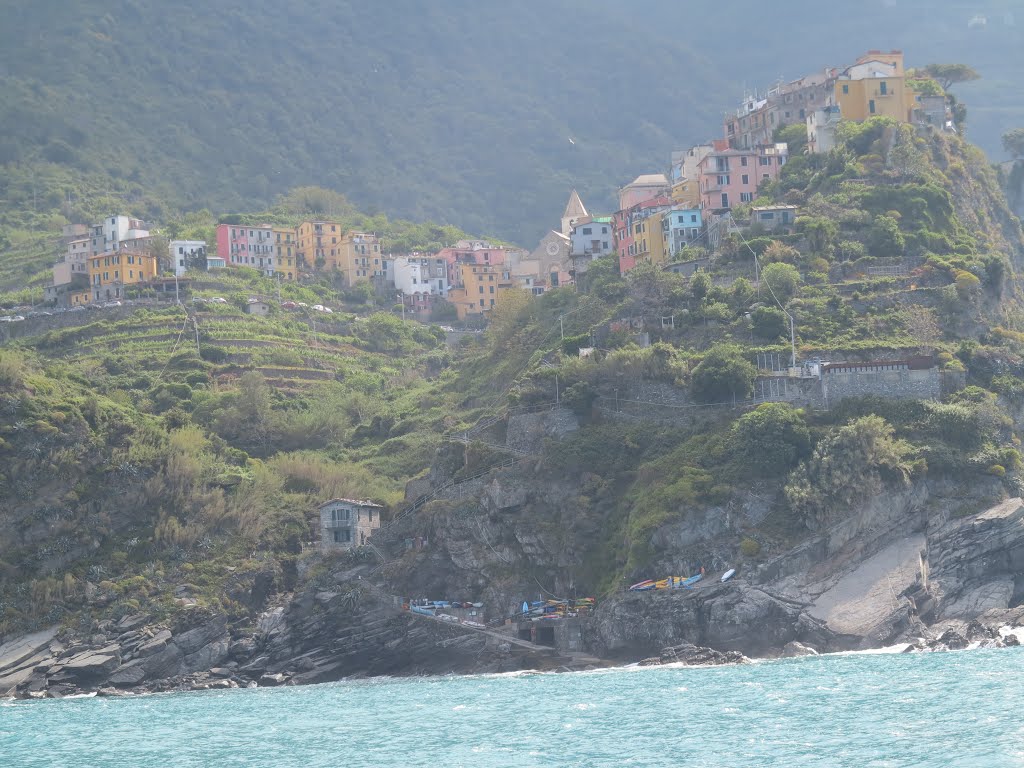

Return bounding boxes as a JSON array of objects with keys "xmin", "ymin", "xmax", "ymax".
[
  {"xmin": 3, "ymin": 121, "xmax": 1024, "ymax": 638},
  {"xmin": 2, "ymin": 0, "xmax": 1023, "ymax": 247}
]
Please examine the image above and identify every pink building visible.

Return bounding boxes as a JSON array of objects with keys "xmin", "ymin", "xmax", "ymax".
[
  {"xmin": 216, "ymin": 223, "xmax": 276, "ymax": 275},
  {"xmin": 697, "ymin": 140, "xmax": 789, "ymax": 211},
  {"xmin": 618, "ymin": 174, "xmax": 669, "ymax": 211}
]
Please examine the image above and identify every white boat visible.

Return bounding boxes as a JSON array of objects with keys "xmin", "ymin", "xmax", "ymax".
[{"xmin": 721, "ymin": 569, "xmax": 736, "ymax": 583}]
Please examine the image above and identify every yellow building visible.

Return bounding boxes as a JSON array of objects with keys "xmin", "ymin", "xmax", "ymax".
[
  {"xmin": 670, "ymin": 178, "xmax": 700, "ymax": 208},
  {"xmin": 296, "ymin": 220, "xmax": 344, "ymax": 271},
  {"xmin": 273, "ymin": 227, "xmax": 297, "ymax": 280},
  {"xmin": 834, "ymin": 50, "xmax": 912, "ymax": 123},
  {"xmin": 70, "ymin": 290, "xmax": 91, "ymax": 306},
  {"xmin": 296, "ymin": 222, "xmax": 382, "ymax": 286},
  {"xmin": 88, "ymin": 249, "xmax": 158, "ymax": 302},
  {"xmin": 447, "ymin": 262, "xmax": 514, "ymax": 320},
  {"xmin": 334, "ymin": 231, "xmax": 383, "ymax": 287},
  {"xmin": 633, "ymin": 211, "xmax": 670, "ymax": 266}
]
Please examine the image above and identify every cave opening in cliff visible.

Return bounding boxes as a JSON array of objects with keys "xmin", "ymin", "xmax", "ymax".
[{"xmin": 536, "ymin": 626, "xmax": 556, "ymax": 647}]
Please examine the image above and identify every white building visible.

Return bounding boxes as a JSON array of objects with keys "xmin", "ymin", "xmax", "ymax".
[
  {"xmin": 807, "ymin": 106, "xmax": 842, "ymax": 154},
  {"xmin": 89, "ymin": 215, "xmax": 149, "ymax": 256},
  {"xmin": 170, "ymin": 240, "xmax": 207, "ymax": 276},
  {"xmin": 394, "ymin": 255, "xmax": 449, "ymax": 297}
]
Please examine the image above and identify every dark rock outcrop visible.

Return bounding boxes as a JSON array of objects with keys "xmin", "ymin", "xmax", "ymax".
[
  {"xmin": 925, "ymin": 498, "xmax": 1024, "ymax": 621},
  {"xmin": 587, "ymin": 582, "xmax": 843, "ymax": 660},
  {"xmin": 637, "ymin": 642, "xmax": 747, "ymax": 667}
]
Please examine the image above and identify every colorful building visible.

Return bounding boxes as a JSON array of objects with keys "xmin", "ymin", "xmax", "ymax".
[
  {"xmin": 333, "ymin": 231, "xmax": 383, "ymax": 287},
  {"xmin": 618, "ymin": 174, "xmax": 669, "ymax": 211},
  {"xmin": 834, "ymin": 50, "xmax": 912, "ymax": 123},
  {"xmin": 662, "ymin": 207, "xmax": 704, "ymax": 257},
  {"xmin": 295, "ymin": 220, "xmax": 343, "ymax": 271},
  {"xmin": 724, "ymin": 72, "xmax": 832, "ymax": 150},
  {"xmin": 697, "ymin": 140, "xmax": 789, "ymax": 211},
  {"xmin": 216, "ymin": 223, "xmax": 276, "ymax": 275},
  {"xmin": 437, "ymin": 241, "xmax": 509, "ymax": 289},
  {"xmin": 88, "ymin": 247, "xmax": 159, "ymax": 302},
  {"xmin": 446, "ymin": 262, "xmax": 514, "ymax": 320},
  {"xmin": 394, "ymin": 254, "xmax": 449, "ymax": 315},
  {"xmin": 615, "ymin": 196, "xmax": 673, "ymax": 274},
  {"xmin": 273, "ymin": 227, "xmax": 297, "ymax": 280}
]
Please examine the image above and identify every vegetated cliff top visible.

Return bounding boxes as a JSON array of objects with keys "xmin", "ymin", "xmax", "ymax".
[
  {"xmin": 1, "ymin": 0, "xmax": 1021, "ymax": 244},
  {"xmin": 3, "ymin": 117, "xmax": 1024, "ymax": 642}
]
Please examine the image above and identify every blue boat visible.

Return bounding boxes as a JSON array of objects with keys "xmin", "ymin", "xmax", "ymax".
[{"xmin": 681, "ymin": 574, "xmax": 702, "ymax": 589}]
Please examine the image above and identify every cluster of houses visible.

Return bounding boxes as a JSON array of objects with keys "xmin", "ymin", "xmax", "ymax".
[{"xmin": 47, "ymin": 50, "xmax": 952, "ymax": 317}]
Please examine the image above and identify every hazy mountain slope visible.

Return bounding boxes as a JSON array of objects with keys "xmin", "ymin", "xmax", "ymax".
[{"xmin": 1, "ymin": 0, "xmax": 1022, "ymax": 243}]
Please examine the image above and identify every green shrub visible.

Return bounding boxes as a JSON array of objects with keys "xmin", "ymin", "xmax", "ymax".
[
  {"xmin": 730, "ymin": 403, "xmax": 811, "ymax": 476},
  {"xmin": 690, "ymin": 344, "xmax": 757, "ymax": 403},
  {"xmin": 740, "ymin": 537, "xmax": 761, "ymax": 557},
  {"xmin": 751, "ymin": 306, "xmax": 788, "ymax": 340}
]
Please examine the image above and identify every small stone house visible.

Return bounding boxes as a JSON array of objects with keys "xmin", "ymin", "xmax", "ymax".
[
  {"xmin": 318, "ymin": 498, "xmax": 384, "ymax": 552},
  {"xmin": 750, "ymin": 205, "xmax": 799, "ymax": 231},
  {"xmin": 247, "ymin": 299, "xmax": 271, "ymax": 316}
]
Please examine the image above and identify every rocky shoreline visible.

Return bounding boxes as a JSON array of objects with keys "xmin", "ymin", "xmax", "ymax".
[{"xmin": 2, "ymin": 597, "xmax": 1021, "ymax": 701}]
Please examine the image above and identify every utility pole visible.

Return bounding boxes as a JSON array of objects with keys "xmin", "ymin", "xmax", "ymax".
[
  {"xmin": 174, "ymin": 272, "xmax": 180, "ymax": 305},
  {"xmin": 277, "ymin": 274, "xmax": 282, "ymax": 304},
  {"xmin": 789, "ymin": 310, "xmax": 797, "ymax": 369}
]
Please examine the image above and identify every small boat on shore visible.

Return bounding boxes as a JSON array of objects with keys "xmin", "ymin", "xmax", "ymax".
[{"xmin": 721, "ymin": 569, "xmax": 736, "ymax": 583}]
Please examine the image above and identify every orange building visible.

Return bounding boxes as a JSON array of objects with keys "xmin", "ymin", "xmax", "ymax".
[
  {"xmin": 88, "ymin": 249, "xmax": 159, "ymax": 302},
  {"xmin": 296, "ymin": 220, "xmax": 344, "ymax": 271},
  {"xmin": 446, "ymin": 262, "xmax": 514, "ymax": 320}
]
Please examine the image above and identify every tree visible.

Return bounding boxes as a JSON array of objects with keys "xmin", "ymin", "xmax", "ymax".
[
  {"xmin": 887, "ymin": 124, "xmax": 926, "ymax": 181},
  {"xmin": 689, "ymin": 344, "xmax": 757, "ymax": 403},
  {"xmin": 760, "ymin": 262, "xmax": 800, "ymax": 303},
  {"xmin": 1003, "ymin": 128, "xmax": 1024, "ymax": 159},
  {"xmin": 867, "ymin": 215, "xmax": 905, "ymax": 256},
  {"xmin": 784, "ymin": 415, "xmax": 915, "ymax": 530},
  {"xmin": 922, "ymin": 64, "xmax": 980, "ymax": 91},
  {"xmin": 146, "ymin": 234, "xmax": 171, "ymax": 274},
  {"xmin": 799, "ymin": 216, "xmax": 838, "ymax": 255},
  {"xmin": 751, "ymin": 306, "xmax": 787, "ymax": 340},
  {"xmin": 690, "ymin": 268, "xmax": 711, "ymax": 301},
  {"xmin": 731, "ymin": 402, "xmax": 811, "ymax": 476},
  {"xmin": 774, "ymin": 123, "xmax": 808, "ymax": 155}
]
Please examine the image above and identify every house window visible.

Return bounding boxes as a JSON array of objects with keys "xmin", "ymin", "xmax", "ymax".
[
  {"xmin": 332, "ymin": 529, "xmax": 351, "ymax": 544},
  {"xmin": 842, "ymin": 84, "xmax": 849, "ymax": 94},
  {"xmin": 879, "ymin": 81, "xmax": 887, "ymax": 95},
  {"xmin": 691, "ymin": 215, "xmax": 697, "ymax": 223},
  {"xmin": 869, "ymin": 99, "xmax": 877, "ymax": 114},
  {"xmin": 721, "ymin": 194, "xmax": 729, "ymax": 208},
  {"xmin": 717, "ymin": 175, "xmax": 729, "ymax": 185},
  {"xmin": 742, "ymin": 174, "xmax": 749, "ymax": 185},
  {"xmin": 740, "ymin": 193, "xmax": 754, "ymax": 202}
]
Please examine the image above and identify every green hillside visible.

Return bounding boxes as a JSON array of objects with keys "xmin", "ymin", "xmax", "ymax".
[
  {"xmin": 2, "ymin": 0, "xmax": 1023, "ymax": 246},
  {"xmin": 3, "ymin": 120, "xmax": 1024, "ymax": 639}
]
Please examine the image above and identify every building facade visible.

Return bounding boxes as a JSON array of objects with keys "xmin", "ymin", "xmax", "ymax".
[
  {"xmin": 88, "ymin": 248, "xmax": 159, "ymax": 302},
  {"xmin": 618, "ymin": 174, "xmax": 669, "ymax": 211},
  {"xmin": 834, "ymin": 51, "xmax": 912, "ymax": 123},
  {"xmin": 273, "ymin": 227, "xmax": 297, "ymax": 280},
  {"xmin": 216, "ymin": 224, "xmax": 276, "ymax": 275},
  {"xmin": 662, "ymin": 207, "xmax": 704, "ymax": 257},
  {"xmin": 697, "ymin": 141, "xmax": 789, "ymax": 210},
  {"xmin": 446, "ymin": 262, "xmax": 514, "ymax": 320},
  {"xmin": 170, "ymin": 240, "xmax": 207, "ymax": 276},
  {"xmin": 318, "ymin": 498, "xmax": 384, "ymax": 551}
]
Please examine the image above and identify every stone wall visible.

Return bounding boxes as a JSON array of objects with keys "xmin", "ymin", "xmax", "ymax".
[{"xmin": 821, "ymin": 367, "xmax": 941, "ymax": 408}]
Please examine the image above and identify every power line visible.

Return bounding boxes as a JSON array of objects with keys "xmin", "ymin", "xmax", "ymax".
[{"xmin": 735, "ymin": 227, "xmax": 797, "ymax": 368}]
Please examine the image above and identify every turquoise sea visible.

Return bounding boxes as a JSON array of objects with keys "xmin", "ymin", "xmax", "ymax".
[{"xmin": 3, "ymin": 647, "xmax": 1023, "ymax": 767}]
